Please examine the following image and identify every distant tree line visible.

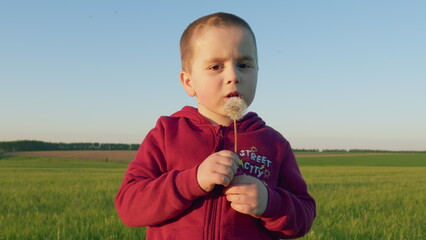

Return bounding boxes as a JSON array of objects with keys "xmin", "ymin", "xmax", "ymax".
[
  {"xmin": 293, "ymin": 149, "xmax": 321, "ymax": 152},
  {"xmin": 321, "ymin": 149, "xmax": 426, "ymax": 153},
  {"xmin": 0, "ymin": 140, "xmax": 139, "ymax": 152},
  {"xmin": 290, "ymin": 148, "xmax": 425, "ymax": 153},
  {"xmin": 1, "ymin": 140, "xmax": 424, "ymax": 153}
]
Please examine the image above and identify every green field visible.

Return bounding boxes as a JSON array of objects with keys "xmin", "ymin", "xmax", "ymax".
[
  {"xmin": 0, "ymin": 156, "xmax": 145, "ymax": 240},
  {"xmin": 298, "ymin": 154, "xmax": 425, "ymax": 240},
  {"xmin": 0, "ymin": 153, "xmax": 425, "ymax": 239}
]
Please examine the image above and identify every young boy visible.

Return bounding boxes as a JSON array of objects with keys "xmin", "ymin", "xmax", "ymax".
[{"xmin": 115, "ymin": 12, "xmax": 316, "ymax": 239}]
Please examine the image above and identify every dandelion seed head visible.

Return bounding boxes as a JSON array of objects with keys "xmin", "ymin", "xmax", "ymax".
[{"xmin": 224, "ymin": 97, "xmax": 247, "ymax": 121}]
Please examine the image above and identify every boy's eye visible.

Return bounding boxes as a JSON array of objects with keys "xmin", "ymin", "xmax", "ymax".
[
  {"xmin": 238, "ymin": 63, "xmax": 252, "ymax": 69},
  {"xmin": 209, "ymin": 64, "xmax": 224, "ymax": 71}
]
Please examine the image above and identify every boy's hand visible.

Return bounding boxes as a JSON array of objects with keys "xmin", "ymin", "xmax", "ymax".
[
  {"xmin": 197, "ymin": 150, "xmax": 239, "ymax": 193},
  {"xmin": 224, "ymin": 175, "xmax": 268, "ymax": 217}
]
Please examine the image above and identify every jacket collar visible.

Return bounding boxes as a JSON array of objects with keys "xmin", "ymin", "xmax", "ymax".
[{"xmin": 171, "ymin": 106, "xmax": 266, "ymax": 131}]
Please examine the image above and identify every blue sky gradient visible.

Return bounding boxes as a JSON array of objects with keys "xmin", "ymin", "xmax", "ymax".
[{"xmin": 1, "ymin": 1, "xmax": 425, "ymax": 150}]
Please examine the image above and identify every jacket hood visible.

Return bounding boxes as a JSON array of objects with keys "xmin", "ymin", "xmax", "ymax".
[{"xmin": 171, "ymin": 106, "xmax": 266, "ymax": 131}]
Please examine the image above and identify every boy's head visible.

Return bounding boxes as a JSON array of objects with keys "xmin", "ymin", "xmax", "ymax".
[
  {"xmin": 180, "ymin": 12, "xmax": 257, "ymax": 72},
  {"xmin": 179, "ymin": 12, "xmax": 258, "ymax": 126}
]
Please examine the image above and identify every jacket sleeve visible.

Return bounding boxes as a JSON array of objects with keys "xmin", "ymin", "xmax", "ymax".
[
  {"xmin": 114, "ymin": 118, "xmax": 208, "ymax": 227},
  {"xmin": 259, "ymin": 142, "xmax": 316, "ymax": 239}
]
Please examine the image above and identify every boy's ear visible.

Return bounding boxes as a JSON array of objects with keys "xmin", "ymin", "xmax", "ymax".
[{"xmin": 180, "ymin": 70, "xmax": 196, "ymax": 97}]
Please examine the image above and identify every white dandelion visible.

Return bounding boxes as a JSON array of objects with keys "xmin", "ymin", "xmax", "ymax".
[{"xmin": 224, "ymin": 97, "xmax": 247, "ymax": 153}]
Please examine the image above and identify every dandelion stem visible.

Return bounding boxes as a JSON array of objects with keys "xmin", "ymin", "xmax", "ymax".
[{"xmin": 234, "ymin": 119, "xmax": 238, "ymax": 153}]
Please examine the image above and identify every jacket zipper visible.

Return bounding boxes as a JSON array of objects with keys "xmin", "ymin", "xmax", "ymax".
[
  {"xmin": 207, "ymin": 126, "xmax": 226, "ymax": 240},
  {"xmin": 208, "ymin": 189, "xmax": 219, "ymax": 240}
]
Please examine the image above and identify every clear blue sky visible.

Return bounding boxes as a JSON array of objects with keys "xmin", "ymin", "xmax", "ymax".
[{"xmin": 1, "ymin": 1, "xmax": 425, "ymax": 151}]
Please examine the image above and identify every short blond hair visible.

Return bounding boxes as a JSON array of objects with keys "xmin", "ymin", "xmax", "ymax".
[{"xmin": 180, "ymin": 12, "xmax": 257, "ymax": 72}]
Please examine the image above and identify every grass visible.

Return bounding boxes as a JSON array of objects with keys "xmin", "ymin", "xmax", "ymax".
[
  {"xmin": 298, "ymin": 154, "xmax": 426, "ymax": 240},
  {"xmin": 0, "ymin": 155, "xmax": 145, "ymax": 240},
  {"xmin": 0, "ymin": 153, "xmax": 425, "ymax": 239},
  {"xmin": 300, "ymin": 167, "xmax": 425, "ymax": 239},
  {"xmin": 297, "ymin": 153, "xmax": 426, "ymax": 167}
]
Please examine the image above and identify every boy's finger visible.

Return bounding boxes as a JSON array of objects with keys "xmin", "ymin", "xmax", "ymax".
[
  {"xmin": 218, "ymin": 150, "xmax": 239, "ymax": 162},
  {"xmin": 217, "ymin": 150, "xmax": 235, "ymax": 157},
  {"xmin": 213, "ymin": 173, "xmax": 231, "ymax": 186},
  {"xmin": 226, "ymin": 193, "xmax": 245, "ymax": 203},
  {"xmin": 232, "ymin": 157, "xmax": 240, "ymax": 169},
  {"xmin": 214, "ymin": 164, "xmax": 236, "ymax": 178},
  {"xmin": 229, "ymin": 202, "xmax": 254, "ymax": 216},
  {"xmin": 224, "ymin": 184, "xmax": 249, "ymax": 195},
  {"xmin": 216, "ymin": 155, "xmax": 237, "ymax": 168},
  {"xmin": 225, "ymin": 156, "xmax": 238, "ymax": 175},
  {"xmin": 218, "ymin": 150, "xmax": 240, "ymax": 164}
]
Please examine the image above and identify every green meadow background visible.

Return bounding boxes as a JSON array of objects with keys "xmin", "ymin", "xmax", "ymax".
[{"xmin": 0, "ymin": 153, "xmax": 425, "ymax": 240}]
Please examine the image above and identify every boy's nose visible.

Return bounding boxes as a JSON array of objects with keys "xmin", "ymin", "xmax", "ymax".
[{"xmin": 225, "ymin": 65, "xmax": 240, "ymax": 85}]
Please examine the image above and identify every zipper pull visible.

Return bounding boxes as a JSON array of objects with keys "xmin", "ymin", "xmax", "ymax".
[
  {"xmin": 214, "ymin": 126, "xmax": 225, "ymax": 151},
  {"xmin": 216, "ymin": 125, "xmax": 224, "ymax": 138}
]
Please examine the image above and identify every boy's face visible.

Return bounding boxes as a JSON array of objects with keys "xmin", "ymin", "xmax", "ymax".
[{"xmin": 180, "ymin": 25, "xmax": 258, "ymax": 126}]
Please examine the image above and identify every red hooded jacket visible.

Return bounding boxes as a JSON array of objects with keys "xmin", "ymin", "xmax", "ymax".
[{"xmin": 115, "ymin": 106, "xmax": 316, "ymax": 239}]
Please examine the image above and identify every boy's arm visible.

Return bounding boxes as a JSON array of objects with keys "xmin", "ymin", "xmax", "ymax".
[
  {"xmin": 114, "ymin": 119, "xmax": 208, "ymax": 227},
  {"xmin": 259, "ymin": 143, "xmax": 316, "ymax": 239}
]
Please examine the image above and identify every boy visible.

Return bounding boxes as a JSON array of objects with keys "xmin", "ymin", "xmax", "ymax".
[{"xmin": 115, "ymin": 12, "xmax": 316, "ymax": 239}]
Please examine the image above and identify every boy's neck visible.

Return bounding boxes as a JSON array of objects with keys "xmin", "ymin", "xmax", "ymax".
[{"xmin": 197, "ymin": 108, "xmax": 233, "ymax": 127}]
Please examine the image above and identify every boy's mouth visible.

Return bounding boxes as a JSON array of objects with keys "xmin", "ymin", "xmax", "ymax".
[{"xmin": 225, "ymin": 92, "xmax": 241, "ymax": 98}]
